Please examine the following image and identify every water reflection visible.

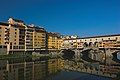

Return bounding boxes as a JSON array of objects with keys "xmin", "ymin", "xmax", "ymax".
[
  {"xmin": 0, "ymin": 58, "xmax": 117, "ymax": 80},
  {"xmin": 0, "ymin": 58, "xmax": 64, "ymax": 80}
]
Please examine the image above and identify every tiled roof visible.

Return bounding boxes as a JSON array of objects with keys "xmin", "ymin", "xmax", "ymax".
[{"xmin": 80, "ymin": 34, "xmax": 120, "ymax": 39}]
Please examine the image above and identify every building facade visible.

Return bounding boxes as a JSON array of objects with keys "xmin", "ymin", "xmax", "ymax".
[
  {"xmin": 47, "ymin": 32, "xmax": 61, "ymax": 51},
  {"xmin": 0, "ymin": 18, "xmax": 48, "ymax": 54},
  {"xmin": 33, "ymin": 26, "xmax": 47, "ymax": 50},
  {"xmin": 63, "ymin": 34, "xmax": 120, "ymax": 49},
  {"xmin": 0, "ymin": 22, "xmax": 9, "ymax": 54},
  {"xmin": 1, "ymin": 18, "xmax": 120, "ymax": 55}
]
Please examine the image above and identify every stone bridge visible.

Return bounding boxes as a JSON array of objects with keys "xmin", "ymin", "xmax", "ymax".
[{"xmin": 59, "ymin": 46, "xmax": 120, "ymax": 64}]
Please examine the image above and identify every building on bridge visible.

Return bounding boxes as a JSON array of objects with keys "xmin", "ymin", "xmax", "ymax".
[{"xmin": 62, "ymin": 34, "xmax": 120, "ymax": 49}]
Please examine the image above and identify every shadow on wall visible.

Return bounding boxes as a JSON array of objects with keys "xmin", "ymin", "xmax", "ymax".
[
  {"xmin": 81, "ymin": 49, "xmax": 99, "ymax": 62},
  {"xmin": 83, "ymin": 42, "xmax": 99, "ymax": 48},
  {"xmin": 62, "ymin": 49, "xmax": 75, "ymax": 60},
  {"xmin": 112, "ymin": 51, "xmax": 120, "ymax": 63}
]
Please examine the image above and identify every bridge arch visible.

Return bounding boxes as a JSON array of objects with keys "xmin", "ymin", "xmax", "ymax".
[
  {"xmin": 117, "ymin": 52, "xmax": 120, "ymax": 60},
  {"xmin": 112, "ymin": 51, "xmax": 120, "ymax": 63}
]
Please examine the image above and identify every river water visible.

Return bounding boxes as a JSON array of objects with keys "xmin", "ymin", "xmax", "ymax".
[{"xmin": 0, "ymin": 58, "xmax": 112, "ymax": 80}]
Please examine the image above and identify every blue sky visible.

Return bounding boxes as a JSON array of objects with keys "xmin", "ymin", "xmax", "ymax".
[{"xmin": 0, "ymin": 0, "xmax": 120, "ymax": 37}]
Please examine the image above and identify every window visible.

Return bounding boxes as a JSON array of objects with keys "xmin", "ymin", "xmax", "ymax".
[
  {"xmin": 3, "ymin": 46, "xmax": 7, "ymax": 48},
  {"xmin": 10, "ymin": 42, "xmax": 12, "ymax": 45},
  {"xmin": 10, "ymin": 46, "xmax": 12, "ymax": 49}
]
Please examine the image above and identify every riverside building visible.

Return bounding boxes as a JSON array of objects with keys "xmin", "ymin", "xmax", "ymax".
[
  {"xmin": 47, "ymin": 32, "xmax": 62, "ymax": 52},
  {"xmin": 0, "ymin": 18, "xmax": 48, "ymax": 55},
  {"xmin": 1, "ymin": 18, "xmax": 120, "ymax": 55}
]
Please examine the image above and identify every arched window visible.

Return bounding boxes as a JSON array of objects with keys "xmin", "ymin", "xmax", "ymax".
[
  {"xmin": 94, "ymin": 42, "xmax": 98, "ymax": 47},
  {"xmin": 89, "ymin": 42, "xmax": 93, "ymax": 47},
  {"xmin": 83, "ymin": 42, "xmax": 88, "ymax": 47}
]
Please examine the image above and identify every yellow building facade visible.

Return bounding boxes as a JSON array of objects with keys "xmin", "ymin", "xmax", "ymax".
[
  {"xmin": 0, "ymin": 18, "xmax": 48, "ymax": 54},
  {"xmin": 47, "ymin": 32, "xmax": 61, "ymax": 51},
  {"xmin": 33, "ymin": 27, "xmax": 47, "ymax": 50}
]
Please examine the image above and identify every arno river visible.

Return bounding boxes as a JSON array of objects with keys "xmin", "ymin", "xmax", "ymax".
[{"xmin": 0, "ymin": 58, "xmax": 113, "ymax": 80}]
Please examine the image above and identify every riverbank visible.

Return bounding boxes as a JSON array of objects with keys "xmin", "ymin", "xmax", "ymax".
[
  {"xmin": 0, "ymin": 52, "xmax": 62, "ymax": 60},
  {"xmin": 0, "ymin": 54, "xmax": 52, "ymax": 60}
]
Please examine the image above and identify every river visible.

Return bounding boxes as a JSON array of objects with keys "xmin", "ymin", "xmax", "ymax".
[{"xmin": 0, "ymin": 58, "xmax": 113, "ymax": 80}]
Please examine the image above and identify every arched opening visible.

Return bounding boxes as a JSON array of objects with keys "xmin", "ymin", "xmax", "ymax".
[
  {"xmin": 112, "ymin": 51, "xmax": 120, "ymax": 63},
  {"xmin": 83, "ymin": 42, "xmax": 88, "ymax": 48},
  {"xmin": 117, "ymin": 52, "xmax": 120, "ymax": 60},
  {"xmin": 94, "ymin": 42, "xmax": 98, "ymax": 47},
  {"xmin": 89, "ymin": 42, "xmax": 93, "ymax": 47}
]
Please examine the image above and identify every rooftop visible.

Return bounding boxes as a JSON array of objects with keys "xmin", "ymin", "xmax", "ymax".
[
  {"xmin": 9, "ymin": 18, "xmax": 24, "ymax": 23},
  {"xmin": 64, "ymin": 34, "xmax": 120, "ymax": 40}
]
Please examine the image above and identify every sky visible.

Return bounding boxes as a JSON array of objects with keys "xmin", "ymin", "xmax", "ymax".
[{"xmin": 0, "ymin": 0, "xmax": 120, "ymax": 37}]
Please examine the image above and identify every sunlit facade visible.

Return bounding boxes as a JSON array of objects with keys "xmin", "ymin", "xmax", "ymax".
[
  {"xmin": 0, "ymin": 22, "xmax": 9, "ymax": 54},
  {"xmin": 63, "ymin": 34, "xmax": 120, "ymax": 49},
  {"xmin": 33, "ymin": 26, "xmax": 47, "ymax": 50},
  {"xmin": 0, "ymin": 18, "xmax": 48, "ymax": 54},
  {"xmin": 47, "ymin": 32, "xmax": 61, "ymax": 51},
  {"xmin": 1, "ymin": 18, "xmax": 120, "ymax": 54}
]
